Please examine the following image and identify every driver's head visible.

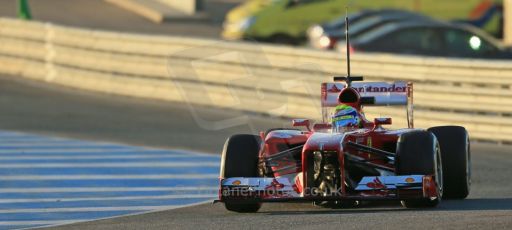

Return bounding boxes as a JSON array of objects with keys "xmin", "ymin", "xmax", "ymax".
[{"xmin": 332, "ymin": 104, "xmax": 361, "ymax": 132}]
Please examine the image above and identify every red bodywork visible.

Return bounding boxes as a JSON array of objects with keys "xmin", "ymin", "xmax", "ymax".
[
  {"xmin": 219, "ymin": 81, "xmax": 438, "ymax": 202},
  {"xmin": 261, "ymin": 124, "xmax": 412, "ymax": 199}
]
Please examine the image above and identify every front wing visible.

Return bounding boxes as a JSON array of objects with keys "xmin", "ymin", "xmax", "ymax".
[{"xmin": 217, "ymin": 175, "xmax": 438, "ymax": 203}]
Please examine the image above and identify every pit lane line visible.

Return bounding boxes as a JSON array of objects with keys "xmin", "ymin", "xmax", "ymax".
[{"xmin": 0, "ymin": 131, "xmax": 220, "ymax": 230}]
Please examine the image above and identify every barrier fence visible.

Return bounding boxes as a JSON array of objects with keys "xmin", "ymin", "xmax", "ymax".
[{"xmin": 1, "ymin": 18, "xmax": 512, "ymax": 143}]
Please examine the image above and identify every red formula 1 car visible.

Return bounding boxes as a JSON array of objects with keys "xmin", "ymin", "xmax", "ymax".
[
  {"xmin": 217, "ymin": 77, "xmax": 471, "ymax": 212},
  {"xmin": 216, "ymin": 16, "xmax": 471, "ymax": 213}
]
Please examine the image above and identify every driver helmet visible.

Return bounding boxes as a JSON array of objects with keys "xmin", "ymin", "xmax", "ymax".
[{"xmin": 332, "ymin": 104, "xmax": 361, "ymax": 132}]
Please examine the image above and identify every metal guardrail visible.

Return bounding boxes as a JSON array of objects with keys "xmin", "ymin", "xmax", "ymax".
[{"xmin": 1, "ymin": 18, "xmax": 512, "ymax": 143}]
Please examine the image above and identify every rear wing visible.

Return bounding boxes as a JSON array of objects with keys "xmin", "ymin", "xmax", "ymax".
[
  {"xmin": 321, "ymin": 81, "xmax": 411, "ymax": 106},
  {"xmin": 320, "ymin": 81, "xmax": 414, "ymax": 128}
]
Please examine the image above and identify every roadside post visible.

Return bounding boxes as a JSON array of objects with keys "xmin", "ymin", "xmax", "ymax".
[
  {"xmin": 17, "ymin": 0, "xmax": 32, "ymax": 20},
  {"xmin": 505, "ymin": 0, "xmax": 512, "ymax": 46}
]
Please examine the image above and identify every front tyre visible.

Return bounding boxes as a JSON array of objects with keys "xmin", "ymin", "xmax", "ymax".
[
  {"xmin": 220, "ymin": 134, "xmax": 262, "ymax": 212},
  {"xmin": 396, "ymin": 131, "xmax": 443, "ymax": 208},
  {"xmin": 428, "ymin": 126, "xmax": 470, "ymax": 199}
]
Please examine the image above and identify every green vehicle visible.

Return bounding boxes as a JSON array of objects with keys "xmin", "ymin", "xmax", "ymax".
[
  {"xmin": 222, "ymin": 0, "xmax": 279, "ymax": 40},
  {"xmin": 223, "ymin": 0, "xmax": 345, "ymax": 44}
]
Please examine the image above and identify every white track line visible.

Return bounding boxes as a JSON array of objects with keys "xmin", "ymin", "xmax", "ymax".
[
  {"xmin": 0, "ymin": 162, "xmax": 219, "ymax": 168},
  {"xmin": 0, "ymin": 140, "xmax": 87, "ymax": 144},
  {"xmin": 0, "ymin": 154, "xmax": 216, "ymax": 160},
  {"xmin": 0, "ymin": 186, "xmax": 218, "ymax": 193},
  {"xmin": 0, "ymin": 143, "xmax": 114, "ymax": 147},
  {"xmin": 0, "ymin": 138, "xmax": 55, "ymax": 142},
  {"xmin": 0, "ymin": 200, "xmax": 211, "ymax": 226},
  {"xmin": 0, "ymin": 205, "xmax": 185, "ymax": 214},
  {"xmin": 0, "ymin": 149, "xmax": 145, "ymax": 154},
  {"xmin": 0, "ymin": 194, "xmax": 216, "ymax": 203},
  {"xmin": 8, "ymin": 200, "xmax": 214, "ymax": 228},
  {"xmin": 0, "ymin": 220, "xmax": 85, "ymax": 226},
  {"xmin": 0, "ymin": 174, "xmax": 219, "ymax": 180}
]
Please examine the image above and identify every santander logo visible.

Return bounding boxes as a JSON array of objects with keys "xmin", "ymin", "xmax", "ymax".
[
  {"xmin": 324, "ymin": 83, "xmax": 407, "ymax": 95},
  {"xmin": 327, "ymin": 84, "xmax": 342, "ymax": 93},
  {"xmin": 352, "ymin": 84, "xmax": 407, "ymax": 93}
]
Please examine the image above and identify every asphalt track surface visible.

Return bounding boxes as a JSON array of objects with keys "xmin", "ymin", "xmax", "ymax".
[{"xmin": 1, "ymin": 75, "xmax": 512, "ymax": 230}]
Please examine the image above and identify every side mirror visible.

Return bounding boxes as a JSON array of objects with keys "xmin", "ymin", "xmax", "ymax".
[
  {"xmin": 373, "ymin": 118, "xmax": 392, "ymax": 129},
  {"xmin": 313, "ymin": 123, "xmax": 332, "ymax": 132},
  {"xmin": 292, "ymin": 119, "xmax": 311, "ymax": 131}
]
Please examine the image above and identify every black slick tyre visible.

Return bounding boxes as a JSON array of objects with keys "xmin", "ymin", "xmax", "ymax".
[
  {"xmin": 220, "ymin": 134, "xmax": 262, "ymax": 212},
  {"xmin": 428, "ymin": 126, "xmax": 470, "ymax": 199},
  {"xmin": 396, "ymin": 130, "xmax": 443, "ymax": 208}
]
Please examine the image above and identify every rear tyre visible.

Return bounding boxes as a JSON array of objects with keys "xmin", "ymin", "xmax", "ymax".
[
  {"xmin": 428, "ymin": 126, "xmax": 470, "ymax": 199},
  {"xmin": 396, "ymin": 131, "xmax": 442, "ymax": 208},
  {"xmin": 220, "ymin": 134, "xmax": 262, "ymax": 213}
]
